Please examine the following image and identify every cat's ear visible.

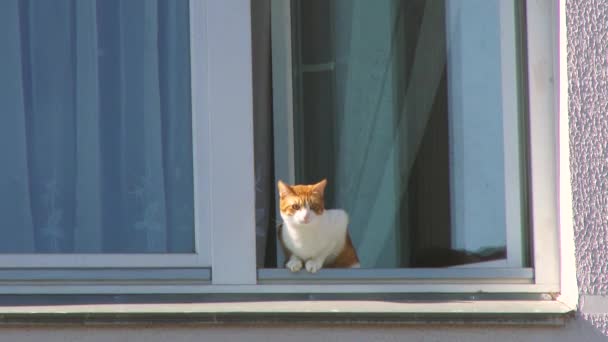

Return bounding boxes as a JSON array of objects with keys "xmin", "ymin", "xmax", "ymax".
[
  {"xmin": 277, "ymin": 180, "xmax": 295, "ymax": 198},
  {"xmin": 311, "ymin": 179, "xmax": 327, "ymax": 195}
]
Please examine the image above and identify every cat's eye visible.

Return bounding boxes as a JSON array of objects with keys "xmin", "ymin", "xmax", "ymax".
[
  {"xmin": 291, "ymin": 204, "xmax": 300, "ymax": 210},
  {"xmin": 310, "ymin": 204, "xmax": 320, "ymax": 211}
]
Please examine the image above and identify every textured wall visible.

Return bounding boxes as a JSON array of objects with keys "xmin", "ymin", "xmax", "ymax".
[
  {"xmin": 567, "ymin": 0, "xmax": 608, "ymax": 335},
  {"xmin": 0, "ymin": 322, "xmax": 605, "ymax": 342}
]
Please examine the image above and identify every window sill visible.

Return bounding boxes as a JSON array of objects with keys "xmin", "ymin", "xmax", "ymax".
[
  {"xmin": 258, "ymin": 268, "xmax": 534, "ymax": 284},
  {"xmin": 0, "ymin": 300, "xmax": 574, "ymax": 325}
]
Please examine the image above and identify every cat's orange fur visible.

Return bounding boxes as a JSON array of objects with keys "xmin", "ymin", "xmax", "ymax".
[{"xmin": 277, "ymin": 179, "xmax": 360, "ymax": 271}]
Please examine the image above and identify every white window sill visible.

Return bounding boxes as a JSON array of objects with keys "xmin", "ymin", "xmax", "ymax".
[{"xmin": 0, "ymin": 300, "xmax": 574, "ymax": 325}]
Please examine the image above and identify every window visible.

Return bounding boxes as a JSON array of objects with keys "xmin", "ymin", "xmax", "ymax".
[
  {"xmin": 0, "ymin": 0, "xmax": 210, "ymax": 281},
  {"xmin": 242, "ymin": 0, "xmax": 570, "ymax": 298},
  {"xmin": 0, "ymin": 0, "xmax": 574, "ymax": 312},
  {"xmin": 268, "ymin": 0, "xmax": 526, "ymax": 270}
]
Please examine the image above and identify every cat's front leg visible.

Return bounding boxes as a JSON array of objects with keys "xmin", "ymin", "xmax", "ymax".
[
  {"xmin": 305, "ymin": 258, "xmax": 325, "ymax": 273},
  {"xmin": 286, "ymin": 255, "xmax": 303, "ymax": 272},
  {"xmin": 305, "ymin": 244, "xmax": 336, "ymax": 273}
]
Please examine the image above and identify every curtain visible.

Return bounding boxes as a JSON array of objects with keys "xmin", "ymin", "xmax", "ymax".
[
  {"xmin": 290, "ymin": 0, "xmax": 448, "ymax": 267},
  {"xmin": 289, "ymin": 0, "xmax": 508, "ymax": 267},
  {"xmin": 0, "ymin": 0, "xmax": 194, "ymax": 253},
  {"xmin": 251, "ymin": 0, "xmax": 275, "ymax": 267}
]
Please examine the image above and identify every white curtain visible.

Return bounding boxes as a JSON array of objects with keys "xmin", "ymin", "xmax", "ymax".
[
  {"xmin": 290, "ymin": 0, "xmax": 511, "ymax": 267},
  {"xmin": 0, "ymin": 0, "xmax": 194, "ymax": 253}
]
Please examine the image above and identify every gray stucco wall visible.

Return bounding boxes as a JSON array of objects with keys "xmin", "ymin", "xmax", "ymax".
[
  {"xmin": 568, "ymin": 0, "xmax": 608, "ymax": 335},
  {"xmin": 0, "ymin": 322, "xmax": 607, "ymax": 342},
  {"xmin": 1, "ymin": 1, "xmax": 607, "ymax": 341}
]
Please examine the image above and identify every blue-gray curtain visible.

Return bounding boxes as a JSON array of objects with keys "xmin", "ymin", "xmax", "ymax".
[{"xmin": 0, "ymin": 0, "xmax": 194, "ymax": 253}]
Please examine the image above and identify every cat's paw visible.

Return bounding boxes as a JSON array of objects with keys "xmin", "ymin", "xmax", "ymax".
[
  {"xmin": 305, "ymin": 259, "xmax": 323, "ymax": 273},
  {"xmin": 286, "ymin": 258, "xmax": 303, "ymax": 272}
]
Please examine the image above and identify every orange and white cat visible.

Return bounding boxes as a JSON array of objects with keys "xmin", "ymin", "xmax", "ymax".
[{"xmin": 277, "ymin": 179, "xmax": 360, "ymax": 272}]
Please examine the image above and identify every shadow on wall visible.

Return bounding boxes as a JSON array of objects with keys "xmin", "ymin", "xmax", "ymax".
[
  {"xmin": 579, "ymin": 295, "xmax": 608, "ymax": 337},
  {"xmin": 580, "ymin": 313, "xmax": 608, "ymax": 338}
]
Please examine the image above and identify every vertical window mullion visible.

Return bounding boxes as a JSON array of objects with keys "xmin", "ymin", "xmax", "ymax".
[
  {"xmin": 202, "ymin": 0, "xmax": 257, "ymax": 285},
  {"xmin": 190, "ymin": 0, "xmax": 212, "ymax": 267},
  {"xmin": 499, "ymin": 0, "xmax": 525, "ymax": 268},
  {"xmin": 525, "ymin": 0, "xmax": 560, "ymax": 289}
]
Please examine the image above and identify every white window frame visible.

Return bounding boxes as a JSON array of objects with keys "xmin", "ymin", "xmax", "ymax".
[
  {"xmin": 0, "ymin": 0, "xmax": 577, "ymax": 314},
  {"xmin": 251, "ymin": 0, "xmax": 570, "ymax": 298}
]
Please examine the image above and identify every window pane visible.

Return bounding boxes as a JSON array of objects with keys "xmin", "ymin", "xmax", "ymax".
[
  {"xmin": 272, "ymin": 0, "xmax": 526, "ymax": 268},
  {"xmin": 0, "ymin": 0, "xmax": 194, "ymax": 253}
]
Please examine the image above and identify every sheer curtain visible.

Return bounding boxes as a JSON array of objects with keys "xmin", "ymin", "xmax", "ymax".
[
  {"xmin": 0, "ymin": 0, "xmax": 194, "ymax": 253},
  {"xmin": 289, "ymin": 0, "xmax": 448, "ymax": 267},
  {"xmin": 285, "ymin": 0, "xmax": 513, "ymax": 267}
]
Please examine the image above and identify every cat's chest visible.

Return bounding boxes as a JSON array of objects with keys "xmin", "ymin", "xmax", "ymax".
[
  {"xmin": 282, "ymin": 222, "xmax": 345, "ymax": 259},
  {"xmin": 284, "ymin": 227, "xmax": 334, "ymax": 259}
]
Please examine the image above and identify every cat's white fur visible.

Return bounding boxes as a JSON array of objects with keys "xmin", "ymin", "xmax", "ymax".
[{"xmin": 281, "ymin": 205, "xmax": 359, "ymax": 272}]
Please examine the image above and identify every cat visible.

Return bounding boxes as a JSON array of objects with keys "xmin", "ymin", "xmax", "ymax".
[{"xmin": 277, "ymin": 179, "xmax": 360, "ymax": 272}]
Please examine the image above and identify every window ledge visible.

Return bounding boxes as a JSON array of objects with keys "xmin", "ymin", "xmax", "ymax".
[{"xmin": 0, "ymin": 300, "xmax": 574, "ymax": 326}]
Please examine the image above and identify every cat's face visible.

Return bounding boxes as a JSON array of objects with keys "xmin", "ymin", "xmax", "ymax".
[{"xmin": 277, "ymin": 179, "xmax": 327, "ymax": 226}]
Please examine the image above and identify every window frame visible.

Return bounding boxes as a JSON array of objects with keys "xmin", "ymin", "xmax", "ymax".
[
  {"xmin": 252, "ymin": 0, "xmax": 569, "ymax": 297},
  {"xmin": 0, "ymin": 0, "xmax": 576, "ymax": 311}
]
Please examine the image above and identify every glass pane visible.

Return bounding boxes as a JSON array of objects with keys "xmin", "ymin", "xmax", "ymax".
[
  {"xmin": 0, "ymin": 0, "xmax": 194, "ymax": 253},
  {"xmin": 277, "ymin": 0, "xmax": 525, "ymax": 268}
]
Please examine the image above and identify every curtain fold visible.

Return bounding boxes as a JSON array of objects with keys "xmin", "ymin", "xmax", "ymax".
[
  {"xmin": 0, "ymin": 0, "xmax": 194, "ymax": 253},
  {"xmin": 74, "ymin": 0, "xmax": 103, "ymax": 251},
  {"xmin": 158, "ymin": 0, "xmax": 195, "ymax": 253},
  {"xmin": 118, "ymin": 0, "xmax": 169, "ymax": 252},
  {"xmin": 251, "ymin": 0, "xmax": 273, "ymax": 267},
  {"xmin": 0, "ymin": 0, "xmax": 36, "ymax": 252},
  {"xmin": 27, "ymin": 0, "xmax": 77, "ymax": 252}
]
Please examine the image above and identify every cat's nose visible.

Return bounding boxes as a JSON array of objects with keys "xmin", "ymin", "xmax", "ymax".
[{"xmin": 302, "ymin": 213, "xmax": 311, "ymax": 223}]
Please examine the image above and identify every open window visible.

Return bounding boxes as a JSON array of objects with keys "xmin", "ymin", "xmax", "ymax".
[
  {"xmin": 267, "ymin": 0, "xmax": 527, "ymax": 271},
  {"xmin": 252, "ymin": 0, "xmax": 567, "ymax": 296}
]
